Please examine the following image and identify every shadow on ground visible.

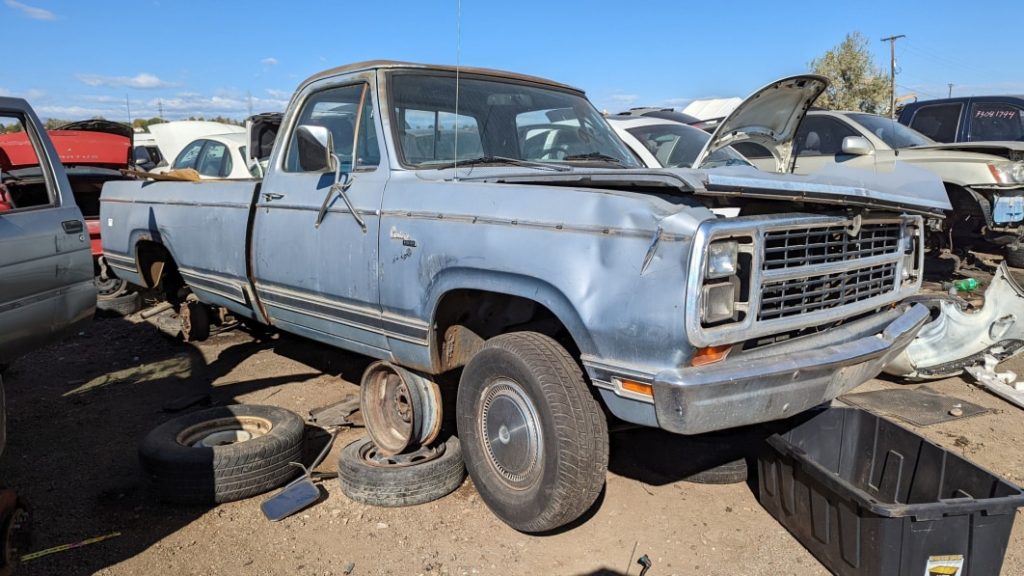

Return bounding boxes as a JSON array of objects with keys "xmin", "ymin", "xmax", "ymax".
[{"xmin": 0, "ymin": 312, "xmax": 369, "ymax": 576}]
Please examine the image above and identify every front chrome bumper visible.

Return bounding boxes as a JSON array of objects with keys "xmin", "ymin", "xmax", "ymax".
[{"xmin": 651, "ymin": 303, "xmax": 930, "ymax": 434}]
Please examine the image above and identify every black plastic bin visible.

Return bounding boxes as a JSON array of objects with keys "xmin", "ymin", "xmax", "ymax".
[{"xmin": 757, "ymin": 407, "xmax": 1024, "ymax": 576}]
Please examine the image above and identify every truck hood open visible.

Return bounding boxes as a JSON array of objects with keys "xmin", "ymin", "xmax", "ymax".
[
  {"xmin": 0, "ymin": 127, "xmax": 130, "ymax": 170},
  {"xmin": 693, "ymin": 75, "xmax": 827, "ymax": 173},
  {"xmin": 468, "ymin": 161, "xmax": 950, "ymax": 217}
]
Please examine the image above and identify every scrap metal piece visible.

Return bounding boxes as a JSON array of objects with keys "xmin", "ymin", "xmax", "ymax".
[
  {"xmin": 885, "ymin": 263, "xmax": 1024, "ymax": 379},
  {"xmin": 308, "ymin": 396, "xmax": 361, "ymax": 428},
  {"xmin": 966, "ymin": 354, "xmax": 1024, "ymax": 410}
]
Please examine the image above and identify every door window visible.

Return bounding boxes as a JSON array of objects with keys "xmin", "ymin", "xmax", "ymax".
[
  {"xmin": 794, "ymin": 116, "xmax": 859, "ymax": 156},
  {"xmin": 286, "ymin": 83, "xmax": 380, "ymax": 172},
  {"xmin": 196, "ymin": 141, "xmax": 232, "ymax": 177},
  {"xmin": 0, "ymin": 114, "xmax": 56, "ymax": 212},
  {"xmin": 970, "ymin": 103, "xmax": 1024, "ymax": 141},
  {"xmin": 173, "ymin": 140, "xmax": 205, "ymax": 170},
  {"xmin": 908, "ymin": 103, "xmax": 962, "ymax": 142}
]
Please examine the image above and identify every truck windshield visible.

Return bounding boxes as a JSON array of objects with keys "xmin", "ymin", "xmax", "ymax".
[
  {"xmin": 848, "ymin": 113, "xmax": 933, "ymax": 149},
  {"xmin": 389, "ymin": 72, "xmax": 640, "ymax": 169}
]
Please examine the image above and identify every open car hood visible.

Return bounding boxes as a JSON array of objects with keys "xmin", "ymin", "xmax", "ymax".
[
  {"xmin": 0, "ymin": 129, "xmax": 130, "ymax": 170},
  {"xmin": 693, "ymin": 75, "xmax": 827, "ymax": 172}
]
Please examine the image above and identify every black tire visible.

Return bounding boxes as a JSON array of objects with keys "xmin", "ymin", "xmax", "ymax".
[
  {"xmin": 96, "ymin": 291, "xmax": 142, "ymax": 316},
  {"xmin": 338, "ymin": 436, "xmax": 466, "ymax": 507},
  {"xmin": 1006, "ymin": 244, "xmax": 1024, "ymax": 268},
  {"xmin": 180, "ymin": 300, "xmax": 210, "ymax": 342},
  {"xmin": 139, "ymin": 404, "xmax": 305, "ymax": 505},
  {"xmin": 683, "ymin": 458, "xmax": 748, "ymax": 484},
  {"xmin": 457, "ymin": 332, "xmax": 608, "ymax": 533}
]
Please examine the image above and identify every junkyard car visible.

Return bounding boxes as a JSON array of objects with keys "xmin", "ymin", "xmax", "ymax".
[
  {"xmin": 168, "ymin": 133, "xmax": 257, "ymax": 179},
  {"xmin": 0, "ymin": 98, "xmax": 96, "ymax": 446},
  {"xmin": 101, "ymin": 64, "xmax": 945, "ymax": 532},
  {"xmin": 608, "ymin": 115, "xmax": 750, "ymax": 169},
  {"xmin": 736, "ymin": 109, "xmax": 1024, "ymax": 265}
]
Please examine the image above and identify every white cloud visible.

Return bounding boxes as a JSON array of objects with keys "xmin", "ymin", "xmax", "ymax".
[
  {"xmin": 661, "ymin": 97, "xmax": 694, "ymax": 107},
  {"xmin": 0, "ymin": 88, "xmax": 10, "ymax": 97},
  {"xmin": 265, "ymin": 88, "xmax": 290, "ymax": 99},
  {"xmin": 5, "ymin": 0, "xmax": 56, "ymax": 20},
  {"xmin": 261, "ymin": 57, "xmax": 279, "ymax": 66},
  {"xmin": 609, "ymin": 94, "xmax": 639, "ymax": 105},
  {"xmin": 76, "ymin": 72, "xmax": 174, "ymax": 89}
]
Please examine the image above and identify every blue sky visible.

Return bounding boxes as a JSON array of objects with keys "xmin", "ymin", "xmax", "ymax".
[{"xmin": 1, "ymin": 0, "xmax": 1020, "ymax": 121}]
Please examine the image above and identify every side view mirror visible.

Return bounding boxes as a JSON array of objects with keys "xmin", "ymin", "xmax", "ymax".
[
  {"xmin": 841, "ymin": 136, "xmax": 873, "ymax": 156},
  {"xmin": 295, "ymin": 125, "xmax": 336, "ymax": 172}
]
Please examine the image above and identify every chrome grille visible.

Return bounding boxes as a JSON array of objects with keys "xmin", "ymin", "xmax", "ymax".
[
  {"xmin": 758, "ymin": 262, "xmax": 898, "ymax": 321},
  {"xmin": 762, "ymin": 222, "xmax": 902, "ymax": 271}
]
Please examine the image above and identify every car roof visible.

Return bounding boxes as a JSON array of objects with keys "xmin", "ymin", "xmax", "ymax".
[
  {"xmin": 606, "ymin": 116, "xmax": 691, "ymax": 129},
  {"xmin": 300, "ymin": 60, "xmax": 581, "ymax": 94}
]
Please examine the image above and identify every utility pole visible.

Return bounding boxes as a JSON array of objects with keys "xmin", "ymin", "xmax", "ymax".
[
  {"xmin": 158, "ymin": 99, "xmax": 164, "ymax": 119},
  {"xmin": 125, "ymin": 95, "xmax": 132, "ymax": 125},
  {"xmin": 881, "ymin": 34, "xmax": 906, "ymax": 118},
  {"xmin": 948, "ymin": 83, "xmax": 954, "ymax": 98}
]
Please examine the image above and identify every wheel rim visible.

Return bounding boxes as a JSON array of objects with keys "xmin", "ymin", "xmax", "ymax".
[
  {"xmin": 95, "ymin": 276, "xmax": 129, "ymax": 298},
  {"xmin": 176, "ymin": 416, "xmax": 272, "ymax": 448},
  {"xmin": 360, "ymin": 363, "xmax": 442, "ymax": 455},
  {"xmin": 479, "ymin": 378, "xmax": 543, "ymax": 488},
  {"xmin": 360, "ymin": 440, "xmax": 445, "ymax": 468}
]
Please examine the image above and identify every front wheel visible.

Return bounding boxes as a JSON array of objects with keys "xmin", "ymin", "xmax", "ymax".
[{"xmin": 457, "ymin": 332, "xmax": 608, "ymax": 533}]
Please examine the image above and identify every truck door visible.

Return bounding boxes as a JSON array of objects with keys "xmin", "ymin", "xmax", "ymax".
[
  {"xmin": 251, "ymin": 76, "xmax": 391, "ymax": 357},
  {"xmin": 0, "ymin": 108, "xmax": 94, "ymax": 365}
]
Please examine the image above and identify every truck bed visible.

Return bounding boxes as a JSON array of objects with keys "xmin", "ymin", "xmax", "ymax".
[{"xmin": 100, "ymin": 179, "xmax": 261, "ymax": 318}]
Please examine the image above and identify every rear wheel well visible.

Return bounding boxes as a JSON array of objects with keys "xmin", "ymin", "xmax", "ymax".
[
  {"xmin": 135, "ymin": 241, "xmax": 185, "ymax": 303},
  {"xmin": 432, "ymin": 289, "xmax": 580, "ymax": 373}
]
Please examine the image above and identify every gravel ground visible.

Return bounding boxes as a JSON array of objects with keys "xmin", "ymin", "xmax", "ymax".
[{"xmin": 1, "ymin": 310, "xmax": 1022, "ymax": 576}]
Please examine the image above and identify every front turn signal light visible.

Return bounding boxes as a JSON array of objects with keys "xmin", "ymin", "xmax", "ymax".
[{"xmin": 691, "ymin": 345, "xmax": 732, "ymax": 367}]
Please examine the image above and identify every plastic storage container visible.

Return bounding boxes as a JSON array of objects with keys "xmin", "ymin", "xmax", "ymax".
[{"xmin": 757, "ymin": 407, "xmax": 1024, "ymax": 576}]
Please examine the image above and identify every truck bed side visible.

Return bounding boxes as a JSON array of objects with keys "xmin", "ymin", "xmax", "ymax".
[{"xmin": 99, "ymin": 179, "xmax": 260, "ymax": 318}]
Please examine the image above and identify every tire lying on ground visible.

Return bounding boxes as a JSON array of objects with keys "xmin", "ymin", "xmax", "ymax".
[
  {"xmin": 96, "ymin": 291, "xmax": 142, "ymax": 316},
  {"xmin": 338, "ymin": 436, "xmax": 465, "ymax": 507},
  {"xmin": 139, "ymin": 404, "xmax": 305, "ymax": 505}
]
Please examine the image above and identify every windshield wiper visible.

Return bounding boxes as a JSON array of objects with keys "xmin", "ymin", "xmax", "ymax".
[
  {"xmin": 437, "ymin": 155, "xmax": 570, "ymax": 172},
  {"xmin": 561, "ymin": 152, "xmax": 627, "ymax": 167}
]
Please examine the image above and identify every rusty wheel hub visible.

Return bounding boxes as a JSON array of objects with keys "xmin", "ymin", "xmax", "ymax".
[{"xmin": 360, "ymin": 362, "xmax": 442, "ymax": 455}]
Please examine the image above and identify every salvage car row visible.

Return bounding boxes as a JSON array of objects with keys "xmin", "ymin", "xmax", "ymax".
[{"xmin": 3, "ymin": 61, "xmax": 1024, "ymax": 575}]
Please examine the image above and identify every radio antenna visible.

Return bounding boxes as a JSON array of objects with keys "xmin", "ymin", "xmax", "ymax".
[{"xmin": 453, "ymin": 0, "xmax": 461, "ymax": 181}]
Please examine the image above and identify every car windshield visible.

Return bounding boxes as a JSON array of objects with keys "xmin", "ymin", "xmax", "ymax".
[
  {"xmin": 390, "ymin": 72, "xmax": 640, "ymax": 169},
  {"xmin": 848, "ymin": 113, "xmax": 933, "ymax": 149},
  {"xmin": 625, "ymin": 122, "xmax": 750, "ymax": 168}
]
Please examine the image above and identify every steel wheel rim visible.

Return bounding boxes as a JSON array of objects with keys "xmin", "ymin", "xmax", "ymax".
[
  {"xmin": 479, "ymin": 378, "xmax": 543, "ymax": 489},
  {"xmin": 176, "ymin": 416, "xmax": 273, "ymax": 448},
  {"xmin": 360, "ymin": 440, "xmax": 445, "ymax": 468},
  {"xmin": 364, "ymin": 372, "xmax": 415, "ymax": 454}
]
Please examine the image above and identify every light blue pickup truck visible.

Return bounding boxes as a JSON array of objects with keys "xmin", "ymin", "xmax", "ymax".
[{"xmin": 101, "ymin": 61, "xmax": 948, "ymax": 532}]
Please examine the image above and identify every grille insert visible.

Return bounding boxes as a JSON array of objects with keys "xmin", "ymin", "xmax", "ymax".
[
  {"xmin": 762, "ymin": 223, "xmax": 901, "ymax": 271},
  {"xmin": 758, "ymin": 262, "xmax": 897, "ymax": 321}
]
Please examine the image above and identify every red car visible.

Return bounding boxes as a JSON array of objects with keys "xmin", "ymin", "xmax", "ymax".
[{"xmin": 0, "ymin": 120, "xmax": 140, "ymax": 313}]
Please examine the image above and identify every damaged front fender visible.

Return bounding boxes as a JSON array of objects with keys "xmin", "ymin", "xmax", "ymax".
[{"xmin": 884, "ymin": 263, "xmax": 1024, "ymax": 379}]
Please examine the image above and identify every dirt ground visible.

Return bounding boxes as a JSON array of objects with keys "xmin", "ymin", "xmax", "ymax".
[{"xmin": 2, "ymin": 308, "xmax": 1023, "ymax": 576}]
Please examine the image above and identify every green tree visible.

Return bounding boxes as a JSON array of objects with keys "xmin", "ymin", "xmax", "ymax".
[{"xmin": 809, "ymin": 32, "xmax": 891, "ymax": 114}]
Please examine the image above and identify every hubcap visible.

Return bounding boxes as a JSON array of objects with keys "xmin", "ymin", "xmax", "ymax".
[
  {"xmin": 176, "ymin": 416, "xmax": 272, "ymax": 448},
  {"xmin": 480, "ymin": 378, "xmax": 542, "ymax": 488}
]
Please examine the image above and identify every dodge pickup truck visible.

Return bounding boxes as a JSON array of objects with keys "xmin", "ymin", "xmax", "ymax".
[{"xmin": 101, "ymin": 62, "xmax": 946, "ymax": 532}]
